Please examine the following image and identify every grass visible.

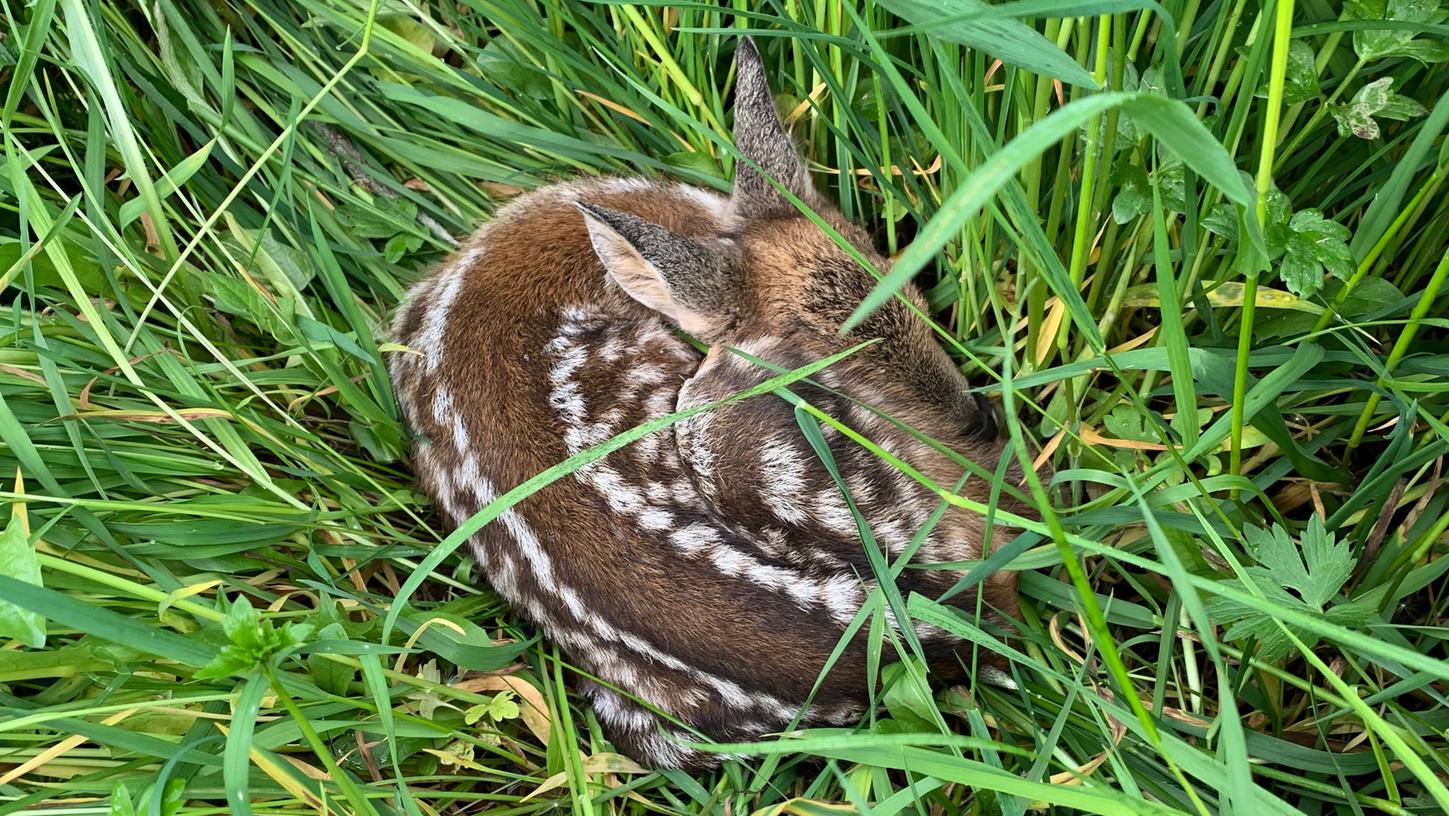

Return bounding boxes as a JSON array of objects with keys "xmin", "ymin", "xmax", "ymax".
[{"xmin": 2, "ymin": 0, "xmax": 1449, "ymax": 813}]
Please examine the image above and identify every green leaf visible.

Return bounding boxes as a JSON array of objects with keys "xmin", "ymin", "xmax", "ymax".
[
  {"xmin": 1208, "ymin": 518, "xmax": 1360, "ymax": 660},
  {"xmin": 844, "ymin": 91, "xmax": 1255, "ymax": 332},
  {"xmin": 1353, "ymin": 91, "xmax": 1449, "ymax": 259},
  {"xmin": 203, "ymin": 272, "xmax": 299, "ymax": 344},
  {"xmin": 340, "ymin": 195, "xmax": 419, "ymax": 240},
  {"xmin": 117, "ymin": 140, "xmax": 213, "ymax": 227},
  {"xmin": 196, "ymin": 595, "xmax": 315, "ymax": 680},
  {"xmin": 1394, "ymin": 37, "xmax": 1449, "ymax": 63},
  {"xmin": 308, "ymin": 623, "xmax": 360, "ymax": 693},
  {"xmin": 1326, "ymin": 596, "xmax": 1379, "ymax": 628},
  {"xmin": 0, "ymin": 572, "xmax": 217, "ymax": 667},
  {"xmin": 1254, "ymin": 40, "xmax": 1319, "ymax": 105},
  {"xmin": 1278, "ymin": 209, "xmax": 1354, "ymax": 296},
  {"xmin": 298, "ymin": 315, "xmax": 375, "ymax": 362},
  {"xmin": 1334, "ymin": 77, "xmax": 1390, "ymax": 138},
  {"xmin": 224, "ymin": 674, "xmax": 265, "ymax": 816},
  {"xmin": 1103, "ymin": 404, "xmax": 1157, "ymax": 442},
  {"xmin": 1378, "ymin": 93, "xmax": 1429, "ymax": 121},
  {"xmin": 1261, "ymin": 183, "xmax": 1295, "ymax": 255},
  {"xmin": 1346, "ymin": 0, "xmax": 1449, "ymax": 63},
  {"xmin": 110, "ymin": 781, "xmax": 136, "ymax": 816},
  {"xmin": 59, "ymin": 0, "xmax": 178, "ymax": 257},
  {"xmin": 1297, "ymin": 516, "xmax": 1354, "ymax": 608},
  {"xmin": 1202, "ymin": 203, "xmax": 1239, "ymax": 239},
  {"xmin": 1341, "ymin": 276, "xmax": 1408, "ymax": 318},
  {"xmin": 1208, "ymin": 178, "xmax": 1292, "ymax": 254},
  {"xmin": 379, "ymin": 13, "xmax": 439, "ymax": 57},
  {"xmin": 873, "ymin": 0, "xmax": 1098, "ymax": 88},
  {"xmin": 223, "ymin": 595, "xmax": 262, "ymax": 651},
  {"xmin": 1109, "ymin": 159, "xmax": 1151, "ymax": 224},
  {"xmin": 477, "ymin": 36, "xmax": 553, "ymax": 99},
  {"xmin": 1213, "ymin": 579, "xmax": 1303, "ymax": 660},
  {"xmin": 157, "ymin": 778, "xmax": 187, "ymax": 816},
  {"xmin": 384, "ymin": 231, "xmax": 423, "ymax": 263},
  {"xmin": 1282, "ymin": 40, "xmax": 1321, "ymax": 105},
  {"xmin": 662, "ymin": 149, "xmax": 725, "ymax": 180},
  {"xmin": 0, "ymin": 510, "xmax": 45, "ymax": 648},
  {"xmin": 880, "ymin": 658, "xmax": 935, "ymax": 724},
  {"xmin": 1277, "ymin": 251, "xmax": 1322, "ymax": 299},
  {"xmin": 1119, "ymin": 96, "xmax": 1256, "ymax": 209},
  {"xmin": 465, "ymin": 690, "xmax": 521, "ymax": 724},
  {"xmin": 226, "ymin": 216, "xmax": 316, "ymax": 292},
  {"xmin": 1331, "ymin": 77, "xmax": 1429, "ymax": 140}
]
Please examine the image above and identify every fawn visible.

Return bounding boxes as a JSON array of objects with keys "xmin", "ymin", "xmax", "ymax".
[{"xmin": 390, "ymin": 37, "xmax": 1025, "ymax": 769}]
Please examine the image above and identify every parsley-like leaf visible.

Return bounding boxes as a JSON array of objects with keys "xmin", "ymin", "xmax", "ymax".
[
  {"xmin": 1208, "ymin": 517, "xmax": 1364, "ymax": 661},
  {"xmin": 1279, "ymin": 210, "xmax": 1354, "ymax": 297}
]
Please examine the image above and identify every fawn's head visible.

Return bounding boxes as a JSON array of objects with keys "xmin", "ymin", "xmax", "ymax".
[{"xmin": 577, "ymin": 37, "xmax": 1000, "ymax": 450}]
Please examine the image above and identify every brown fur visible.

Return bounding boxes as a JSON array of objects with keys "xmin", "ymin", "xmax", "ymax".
[{"xmin": 389, "ymin": 38, "xmax": 1032, "ymax": 769}]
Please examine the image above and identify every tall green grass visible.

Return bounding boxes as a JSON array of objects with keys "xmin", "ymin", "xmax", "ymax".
[{"xmin": 3, "ymin": 0, "xmax": 1448, "ymax": 813}]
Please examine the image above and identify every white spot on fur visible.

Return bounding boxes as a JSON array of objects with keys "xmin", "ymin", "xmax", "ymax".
[
  {"xmin": 599, "ymin": 177, "xmax": 656, "ymax": 195},
  {"xmin": 759, "ymin": 438, "xmax": 808, "ymax": 524},
  {"xmin": 671, "ymin": 479, "xmax": 696, "ymax": 504},
  {"xmin": 668, "ymin": 523, "xmax": 867, "ymax": 629},
  {"xmin": 679, "ymin": 411, "xmax": 716, "ymax": 479},
  {"xmin": 981, "ymin": 665, "xmax": 1017, "ymax": 690},
  {"xmin": 634, "ymin": 432, "xmax": 662, "ymax": 463},
  {"xmin": 756, "ymin": 527, "xmax": 789, "ymax": 559},
  {"xmin": 813, "ymin": 486, "xmax": 860, "ymax": 538},
  {"xmin": 418, "ymin": 257, "xmax": 473, "ymax": 372},
  {"xmin": 592, "ymin": 469, "xmax": 646, "ymax": 514},
  {"xmin": 645, "ymin": 388, "xmax": 675, "ymax": 418},
  {"xmin": 553, "ymin": 392, "xmax": 587, "ymax": 429},
  {"xmin": 429, "ymin": 386, "xmax": 473, "ymax": 452},
  {"xmin": 845, "ymin": 471, "xmax": 877, "ymax": 505},
  {"xmin": 637, "ymin": 507, "xmax": 675, "ymax": 531},
  {"xmin": 549, "ymin": 344, "xmax": 589, "ymax": 385},
  {"xmin": 799, "ymin": 574, "xmax": 865, "ymax": 623},
  {"xmin": 874, "ymin": 516, "xmax": 911, "ymax": 556},
  {"xmin": 670, "ymin": 523, "xmax": 721, "ymax": 553},
  {"xmin": 598, "ymin": 335, "xmax": 625, "ymax": 362}
]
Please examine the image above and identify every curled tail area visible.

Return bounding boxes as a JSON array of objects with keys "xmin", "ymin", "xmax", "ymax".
[{"xmin": 583, "ymin": 682, "xmax": 734, "ymax": 770}]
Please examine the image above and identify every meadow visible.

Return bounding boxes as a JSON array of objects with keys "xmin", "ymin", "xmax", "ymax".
[{"xmin": 2, "ymin": 0, "xmax": 1448, "ymax": 813}]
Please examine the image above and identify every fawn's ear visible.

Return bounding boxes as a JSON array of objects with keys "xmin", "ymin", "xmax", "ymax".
[
  {"xmin": 576, "ymin": 202, "xmax": 739, "ymax": 338},
  {"xmin": 731, "ymin": 36, "xmax": 820, "ymax": 218}
]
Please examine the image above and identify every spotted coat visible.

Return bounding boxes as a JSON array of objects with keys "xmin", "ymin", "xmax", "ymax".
[{"xmin": 389, "ymin": 39, "xmax": 1029, "ymax": 769}]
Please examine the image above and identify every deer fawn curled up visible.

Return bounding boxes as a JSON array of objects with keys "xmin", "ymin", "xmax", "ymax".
[{"xmin": 390, "ymin": 37, "xmax": 1026, "ymax": 769}]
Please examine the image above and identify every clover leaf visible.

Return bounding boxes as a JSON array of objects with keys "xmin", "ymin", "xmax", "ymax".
[
  {"xmin": 1283, "ymin": 41, "xmax": 1322, "ymax": 104},
  {"xmin": 1331, "ymin": 77, "xmax": 1429, "ymax": 140},
  {"xmin": 1256, "ymin": 41, "xmax": 1320, "ymax": 105},
  {"xmin": 1345, "ymin": 0, "xmax": 1449, "ymax": 64}
]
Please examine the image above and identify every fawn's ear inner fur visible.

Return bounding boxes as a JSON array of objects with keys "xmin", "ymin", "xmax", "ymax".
[
  {"xmin": 730, "ymin": 36, "xmax": 820, "ymax": 219},
  {"xmin": 576, "ymin": 201, "xmax": 737, "ymax": 338}
]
